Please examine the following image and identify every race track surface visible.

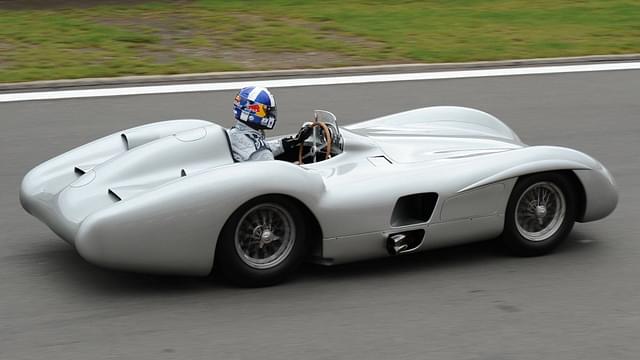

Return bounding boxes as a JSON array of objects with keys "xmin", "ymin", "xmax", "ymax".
[{"xmin": 1, "ymin": 70, "xmax": 639, "ymax": 360}]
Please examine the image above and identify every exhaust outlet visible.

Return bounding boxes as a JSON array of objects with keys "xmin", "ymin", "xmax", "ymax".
[{"xmin": 386, "ymin": 229, "xmax": 425, "ymax": 255}]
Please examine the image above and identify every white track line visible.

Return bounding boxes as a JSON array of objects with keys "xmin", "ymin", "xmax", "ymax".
[{"xmin": 2, "ymin": 62, "xmax": 640, "ymax": 103}]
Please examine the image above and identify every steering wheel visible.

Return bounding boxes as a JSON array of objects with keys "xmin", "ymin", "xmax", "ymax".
[{"xmin": 298, "ymin": 121, "xmax": 333, "ymax": 164}]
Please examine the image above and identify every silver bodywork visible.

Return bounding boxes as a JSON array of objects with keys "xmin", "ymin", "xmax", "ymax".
[{"xmin": 20, "ymin": 107, "xmax": 618, "ymax": 275}]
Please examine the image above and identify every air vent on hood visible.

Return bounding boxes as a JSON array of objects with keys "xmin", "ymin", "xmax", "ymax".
[
  {"xmin": 74, "ymin": 164, "xmax": 96, "ymax": 176},
  {"xmin": 108, "ymin": 189, "xmax": 122, "ymax": 202},
  {"xmin": 121, "ymin": 133, "xmax": 130, "ymax": 150}
]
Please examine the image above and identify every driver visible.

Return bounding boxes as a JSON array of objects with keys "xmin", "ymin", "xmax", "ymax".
[{"xmin": 228, "ymin": 86, "xmax": 312, "ymax": 162}]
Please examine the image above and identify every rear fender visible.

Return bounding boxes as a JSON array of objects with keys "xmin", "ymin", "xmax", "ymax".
[
  {"xmin": 75, "ymin": 161, "xmax": 324, "ymax": 276},
  {"xmin": 21, "ymin": 119, "xmax": 213, "ymax": 207},
  {"xmin": 120, "ymin": 120, "xmax": 212, "ymax": 149}
]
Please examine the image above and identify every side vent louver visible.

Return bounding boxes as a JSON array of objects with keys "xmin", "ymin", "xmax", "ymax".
[{"xmin": 390, "ymin": 193, "xmax": 438, "ymax": 226}]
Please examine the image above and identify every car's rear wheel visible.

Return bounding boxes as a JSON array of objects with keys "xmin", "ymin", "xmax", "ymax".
[
  {"xmin": 502, "ymin": 172, "xmax": 577, "ymax": 256},
  {"xmin": 216, "ymin": 195, "xmax": 308, "ymax": 286}
]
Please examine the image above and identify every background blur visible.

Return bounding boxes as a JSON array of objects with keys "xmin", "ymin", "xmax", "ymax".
[{"xmin": 0, "ymin": 0, "xmax": 639, "ymax": 82}]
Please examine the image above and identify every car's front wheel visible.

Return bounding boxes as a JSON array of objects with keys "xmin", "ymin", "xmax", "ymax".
[
  {"xmin": 502, "ymin": 172, "xmax": 577, "ymax": 256},
  {"xmin": 215, "ymin": 195, "xmax": 308, "ymax": 286}
]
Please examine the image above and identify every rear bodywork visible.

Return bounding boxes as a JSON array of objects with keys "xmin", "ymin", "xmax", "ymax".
[{"xmin": 20, "ymin": 107, "xmax": 617, "ymax": 275}]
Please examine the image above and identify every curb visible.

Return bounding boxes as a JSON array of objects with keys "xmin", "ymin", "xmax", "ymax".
[{"xmin": 1, "ymin": 54, "xmax": 639, "ymax": 92}]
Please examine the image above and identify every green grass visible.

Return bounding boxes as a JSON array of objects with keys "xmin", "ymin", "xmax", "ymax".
[{"xmin": 0, "ymin": 0, "xmax": 638, "ymax": 82}]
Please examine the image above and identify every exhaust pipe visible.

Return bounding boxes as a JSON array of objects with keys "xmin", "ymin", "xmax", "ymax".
[
  {"xmin": 389, "ymin": 234, "xmax": 408, "ymax": 254},
  {"xmin": 386, "ymin": 230, "xmax": 425, "ymax": 255}
]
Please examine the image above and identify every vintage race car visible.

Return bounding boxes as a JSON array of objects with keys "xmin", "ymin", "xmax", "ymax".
[{"xmin": 20, "ymin": 107, "xmax": 618, "ymax": 286}]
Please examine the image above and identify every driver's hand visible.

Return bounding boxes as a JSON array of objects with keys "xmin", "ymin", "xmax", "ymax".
[
  {"xmin": 282, "ymin": 124, "xmax": 313, "ymax": 152},
  {"xmin": 294, "ymin": 124, "xmax": 313, "ymax": 142}
]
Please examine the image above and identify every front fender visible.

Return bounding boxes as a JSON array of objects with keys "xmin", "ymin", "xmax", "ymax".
[
  {"xmin": 456, "ymin": 145, "xmax": 617, "ymax": 222},
  {"xmin": 574, "ymin": 164, "xmax": 618, "ymax": 222},
  {"xmin": 458, "ymin": 146, "xmax": 599, "ymax": 192}
]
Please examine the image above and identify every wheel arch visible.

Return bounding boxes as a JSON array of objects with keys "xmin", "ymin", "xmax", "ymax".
[
  {"xmin": 500, "ymin": 170, "xmax": 582, "ymax": 256},
  {"xmin": 511, "ymin": 170, "xmax": 586, "ymax": 221},
  {"xmin": 279, "ymin": 194, "xmax": 324, "ymax": 260},
  {"xmin": 566, "ymin": 170, "xmax": 587, "ymax": 222}
]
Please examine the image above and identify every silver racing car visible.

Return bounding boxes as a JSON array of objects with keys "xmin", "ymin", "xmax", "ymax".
[{"xmin": 20, "ymin": 107, "xmax": 618, "ymax": 286}]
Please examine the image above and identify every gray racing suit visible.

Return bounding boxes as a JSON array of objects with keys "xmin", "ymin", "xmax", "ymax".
[{"xmin": 227, "ymin": 121, "xmax": 285, "ymax": 162}]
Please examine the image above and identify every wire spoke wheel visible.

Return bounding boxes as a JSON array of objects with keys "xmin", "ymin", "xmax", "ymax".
[
  {"xmin": 515, "ymin": 181, "xmax": 566, "ymax": 242},
  {"xmin": 234, "ymin": 203, "xmax": 296, "ymax": 269},
  {"xmin": 502, "ymin": 173, "xmax": 576, "ymax": 256},
  {"xmin": 217, "ymin": 195, "xmax": 308, "ymax": 286}
]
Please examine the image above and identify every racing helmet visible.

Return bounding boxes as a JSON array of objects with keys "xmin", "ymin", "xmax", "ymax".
[{"xmin": 233, "ymin": 86, "xmax": 277, "ymax": 130}]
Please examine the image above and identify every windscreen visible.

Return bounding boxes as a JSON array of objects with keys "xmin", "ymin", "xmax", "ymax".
[{"xmin": 312, "ymin": 110, "xmax": 343, "ymax": 157}]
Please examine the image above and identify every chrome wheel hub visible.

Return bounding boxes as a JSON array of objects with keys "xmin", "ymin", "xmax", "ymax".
[
  {"xmin": 535, "ymin": 205, "xmax": 547, "ymax": 222},
  {"xmin": 234, "ymin": 203, "xmax": 295, "ymax": 269},
  {"xmin": 252, "ymin": 226, "xmax": 277, "ymax": 248},
  {"xmin": 515, "ymin": 181, "xmax": 566, "ymax": 242}
]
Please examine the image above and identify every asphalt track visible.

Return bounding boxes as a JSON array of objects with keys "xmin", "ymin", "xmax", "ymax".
[{"xmin": 1, "ymin": 69, "xmax": 639, "ymax": 360}]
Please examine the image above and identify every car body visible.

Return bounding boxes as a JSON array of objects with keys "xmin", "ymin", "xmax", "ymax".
[{"xmin": 20, "ymin": 106, "xmax": 618, "ymax": 283}]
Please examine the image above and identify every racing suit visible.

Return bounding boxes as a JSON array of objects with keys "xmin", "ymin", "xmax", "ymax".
[{"xmin": 227, "ymin": 121, "xmax": 285, "ymax": 162}]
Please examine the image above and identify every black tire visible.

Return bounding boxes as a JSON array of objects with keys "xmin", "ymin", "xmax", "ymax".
[
  {"xmin": 215, "ymin": 195, "xmax": 308, "ymax": 287},
  {"xmin": 501, "ymin": 172, "xmax": 577, "ymax": 256}
]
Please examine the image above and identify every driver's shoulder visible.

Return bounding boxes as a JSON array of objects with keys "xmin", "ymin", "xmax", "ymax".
[{"xmin": 229, "ymin": 128, "xmax": 261, "ymax": 146}]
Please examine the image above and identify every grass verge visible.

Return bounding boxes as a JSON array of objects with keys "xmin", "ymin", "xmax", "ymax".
[{"xmin": 0, "ymin": 0, "xmax": 638, "ymax": 82}]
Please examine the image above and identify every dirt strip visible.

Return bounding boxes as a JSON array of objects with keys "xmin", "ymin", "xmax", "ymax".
[{"xmin": 1, "ymin": 54, "xmax": 639, "ymax": 93}]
